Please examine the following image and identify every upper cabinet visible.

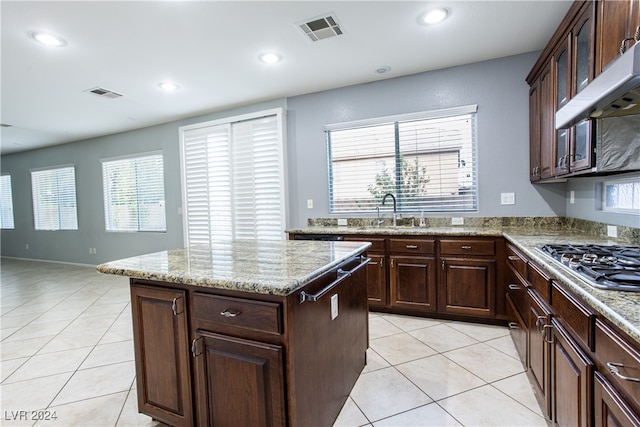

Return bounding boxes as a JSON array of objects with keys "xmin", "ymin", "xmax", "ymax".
[
  {"xmin": 596, "ymin": 0, "xmax": 640, "ymax": 76},
  {"xmin": 527, "ymin": 0, "xmax": 638, "ymax": 182}
]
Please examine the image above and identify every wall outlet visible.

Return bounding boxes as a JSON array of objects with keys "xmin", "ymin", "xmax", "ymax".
[
  {"xmin": 330, "ymin": 294, "xmax": 339, "ymax": 320},
  {"xmin": 25, "ymin": 243, "xmax": 29, "ymax": 250},
  {"xmin": 307, "ymin": 199, "xmax": 313, "ymax": 209},
  {"xmin": 501, "ymin": 192, "xmax": 516, "ymax": 205},
  {"xmin": 570, "ymin": 190, "xmax": 575, "ymax": 204},
  {"xmin": 607, "ymin": 225, "xmax": 618, "ymax": 238},
  {"xmin": 337, "ymin": 218, "xmax": 347, "ymax": 226},
  {"xmin": 451, "ymin": 217, "xmax": 464, "ymax": 225}
]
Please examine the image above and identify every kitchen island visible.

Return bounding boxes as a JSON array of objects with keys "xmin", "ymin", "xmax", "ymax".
[{"xmin": 97, "ymin": 239, "xmax": 371, "ymax": 427}]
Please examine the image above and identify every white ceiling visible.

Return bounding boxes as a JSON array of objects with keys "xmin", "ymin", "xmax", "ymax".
[{"xmin": 1, "ymin": 0, "xmax": 572, "ymax": 155}]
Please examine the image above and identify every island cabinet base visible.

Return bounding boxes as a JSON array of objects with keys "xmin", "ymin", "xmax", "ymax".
[{"xmin": 130, "ymin": 255, "xmax": 369, "ymax": 427}]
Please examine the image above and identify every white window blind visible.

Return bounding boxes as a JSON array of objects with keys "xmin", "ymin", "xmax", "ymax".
[
  {"xmin": 327, "ymin": 106, "xmax": 477, "ymax": 213},
  {"xmin": 180, "ymin": 109, "xmax": 286, "ymax": 246},
  {"xmin": 101, "ymin": 153, "xmax": 166, "ymax": 232},
  {"xmin": 1, "ymin": 174, "xmax": 15, "ymax": 229},
  {"xmin": 31, "ymin": 165, "xmax": 78, "ymax": 230}
]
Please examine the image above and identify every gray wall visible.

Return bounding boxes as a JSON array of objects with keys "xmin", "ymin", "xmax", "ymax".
[
  {"xmin": 1, "ymin": 99, "xmax": 286, "ymax": 265},
  {"xmin": 565, "ymin": 172, "xmax": 640, "ymax": 228},
  {"xmin": 286, "ymin": 52, "xmax": 566, "ymax": 227}
]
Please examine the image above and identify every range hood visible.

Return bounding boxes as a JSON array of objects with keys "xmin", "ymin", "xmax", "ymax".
[{"xmin": 556, "ymin": 41, "xmax": 640, "ymax": 129}]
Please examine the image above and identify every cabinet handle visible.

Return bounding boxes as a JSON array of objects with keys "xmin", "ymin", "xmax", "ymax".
[
  {"xmin": 508, "ymin": 255, "xmax": 520, "ymax": 262},
  {"xmin": 535, "ymin": 315, "xmax": 546, "ymax": 332},
  {"xmin": 508, "ymin": 322, "xmax": 520, "ymax": 330},
  {"xmin": 191, "ymin": 337, "xmax": 202, "ymax": 357},
  {"xmin": 461, "ymin": 245, "xmax": 472, "ymax": 250},
  {"xmin": 607, "ymin": 362, "xmax": 640, "ymax": 382},
  {"xmin": 442, "ymin": 260, "xmax": 445, "ymax": 270},
  {"xmin": 542, "ymin": 324, "xmax": 554, "ymax": 344},
  {"xmin": 300, "ymin": 257, "xmax": 370, "ymax": 303},
  {"xmin": 406, "ymin": 245, "xmax": 418, "ymax": 249},
  {"xmin": 380, "ymin": 259, "xmax": 384, "ymax": 269},
  {"xmin": 171, "ymin": 297, "xmax": 183, "ymax": 316},
  {"xmin": 508, "ymin": 284, "xmax": 521, "ymax": 291},
  {"xmin": 220, "ymin": 309, "xmax": 241, "ymax": 318}
]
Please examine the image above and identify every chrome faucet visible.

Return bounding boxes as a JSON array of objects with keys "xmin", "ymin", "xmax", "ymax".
[
  {"xmin": 382, "ymin": 193, "xmax": 397, "ymax": 227},
  {"xmin": 376, "ymin": 206, "xmax": 384, "ymax": 227}
]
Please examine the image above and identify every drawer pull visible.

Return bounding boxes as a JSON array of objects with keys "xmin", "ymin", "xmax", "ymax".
[
  {"xmin": 535, "ymin": 315, "xmax": 546, "ymax": 332},
  {"xmin": 220, "ymin": 310, "xmax": 241, "ymax": 318},
  {"xmin": 508, "ymin": 284, "xmax": 521, "ymax": 291},
  {"xmin": 542, "ymin": 324, "xmax": 554, "ymax": 344},
  {"xmin": 508, "ymin": 255, "xmax": 520, "ymax": 261},
  {"xmin": 508, "ymin": 322, "xmax": 520, "ymax": 330},
  {"xmin": 300, "ymin": 257, "xmax": 370, "ymax": 303},
  {"xmin": 461, "ymin": 245, "xmax": 472, "ymax": 249},
  {"xmin": 607, "ymin": 362, "xmax": 640, "ymax": 382},
  {"xmin": 406, "ymin": 245, "xmax": 418, "ymax": 249}
]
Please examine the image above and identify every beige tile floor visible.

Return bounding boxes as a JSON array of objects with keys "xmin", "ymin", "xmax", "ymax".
[{"xmin": 1, "ymin": 258, "xmax": 548, "ymax": 426}]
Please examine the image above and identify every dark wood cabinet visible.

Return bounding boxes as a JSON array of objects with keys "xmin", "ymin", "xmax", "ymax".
[
  {"xmin": 192, "ymin": 331, "xmax": 285, "ymax": 427},
  {"xmin": 390, "ymin": 255, "xmax": 437, "ymax": 312},
  {"xmin": 440, "ymin": 257, "xmax": 495, "ymax": 318},
  {"xmin": 130, "ymin": 284, "xmax": 193, "ymax": 427},
  {"xmin": 529, "ymin": 79, "xmax": 542, "ymax": 181},
  {"xmin": 527, "ymin": 290, "xmax": 553, "ymax": 420},
  {"xmin": 130, "ymin": 254, "xmax": 369, "ymax": 427},
  {"xmin": 594, "ymin": 371, "xmax": 640, "ymax": 427},
  {"xmin": 551, "ymin": 319, "xmax": 593, "ymax": 427},
  {"xmin": 596, "ymin": 0, "xmax": 640, "ymax": 76},
  {"xmin": 366, "ymin": 253, "xmax": 387, "ymax": 307},
  {"xmin": 539, "ymin": 60, "xmax": 556, "ymax": 181}
]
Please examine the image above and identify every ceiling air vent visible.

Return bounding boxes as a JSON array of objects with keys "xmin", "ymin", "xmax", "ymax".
[
  {"xmin": 85, "ymin": 87, "xmax": 123, "ymax": 99},
  {"xmin": 0, "ymin": 123, "xmax": 12, "ymax": 128},
  {"xmin": 297, "ymin": 14, "xmax": 344, "ymax": 42}
]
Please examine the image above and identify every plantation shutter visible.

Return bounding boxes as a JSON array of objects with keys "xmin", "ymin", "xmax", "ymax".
[
  {"xmin": 0, "ymin": 174, "xmax": 15, "ymax": 229},
  {"xmin": 31, "ymin": 165, "xmax": 78, "ymax": 230},
  {"xmin": 180, "ymin": 109, "xmax": 286, "ymax": 246},
  {"xmin": 101, "ymin": 153, "xmax": 166, "ymax": 232}
]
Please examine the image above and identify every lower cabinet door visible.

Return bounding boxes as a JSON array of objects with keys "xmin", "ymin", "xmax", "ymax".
[
  {"xmin": 390, "ymin": 255, "xmax": 437, "ymax": 311},
  {"xmin": 594, "ymin": 371, "xmax": 640, "ymax": 427},
  {"xmin": 192, "ymin": 331, "xmax": 286, "ymax": 427},
  {"xmin": 366, "ymin": 254, "xmax": 387, "ymax": 307},
  {"xmin": 527, "ymin": 291, "xmax": 552, "ymax": 420},
  {"xmin": 506, "ymin": 295, "xmax": 527, "ymax": 367},
  {"xmin": 552, "ymin": 319, "xmax": 593, "ymax": 427},
  {"xmin": 130, "ymin": 284, "xmax": 193, "ymax": 427},
  {"xmin": 439, "ymin": 257, "xmax": 496, "ymax": 317}
]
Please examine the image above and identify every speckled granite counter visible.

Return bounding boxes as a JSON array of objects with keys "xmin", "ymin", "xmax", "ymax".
[
  {"xmin": 288, "ymin": 225, "xmax": 640, "ymax": 344},
  {"xmin": 97, "ymin": 240, "xmax": 371, "ymax": 296}
]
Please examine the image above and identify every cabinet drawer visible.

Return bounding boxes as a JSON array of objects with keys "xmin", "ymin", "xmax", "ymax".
[
  {"xmin": 192, "ymin": 293, "xmax": 282, "ymax": 336},
  {"xmin": 507, "ymin": 276, "xmax": 528, "ymax": 318},
  {"xmin": 595, "ymin": 319, "xmax": 640, "ymax": 409},
  {"xmin": 440, "ymin": 239, "xmax": 495, "ymax": 256},
  {"xmin": 551, "ymin": 281, "xmax": 595, "ymax": 350},
  {"xmin": 528, "ymin": 262, "xmax": 551, "ymax": 302},
  {"xmin": 506, "ymin": 244, "xmax": 528, "ymax": 279},
  {"xmin": 345, "ymin": 236, "xmax": 386, "ymax": 252},
  {"xmin": 389, "ymin": 238, "xmax": 435, "ymax": 255}
]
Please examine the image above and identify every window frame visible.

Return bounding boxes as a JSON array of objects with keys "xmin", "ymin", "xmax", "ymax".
[
  {"xmin": 30, "ymin": 164, "xmax": 78, "ymax": 231},
  {"xmin": 0, "ymin": 174, "xmax": 15, "ymax": 229},
  {"xmin": 101, "ymin": 151, "xmax": 167, "ymax": 233},
  {"xmin": 325, "ymin": 105, "xmax": 478, "ymax": 214},
  {"xmin": 601, "ymin": 176, "xmax": 640, "ymax": 215}
]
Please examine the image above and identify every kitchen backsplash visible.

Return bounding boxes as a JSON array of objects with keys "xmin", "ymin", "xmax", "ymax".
[{"xmin": 306, "ymin": 216, "xmax": 639, "ymax": 244}]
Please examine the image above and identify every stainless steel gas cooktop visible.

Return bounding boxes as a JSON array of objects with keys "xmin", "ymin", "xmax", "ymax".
[{"xmin": 537, "ymin": 244, "xmax": 640, "ymax": 292}]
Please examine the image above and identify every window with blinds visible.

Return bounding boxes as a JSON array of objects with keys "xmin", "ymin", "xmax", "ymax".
[
  {"xmin": 101, "ymin": 152, "xmax": 166, "ymax": 232},
  {"xmin": 327, "ymin": 105, "xmax": 478, "ymax": 213},
  {"xmin": 180, "ymin": 108, "xmax": 286, "ymax": 246},
  {"xmin": 1, "ymin": 174, "xmax": 15, "ymax": 229},
  {"xmin": 31, "ymin": 165, "xmax": 78, "ymax": 230}
]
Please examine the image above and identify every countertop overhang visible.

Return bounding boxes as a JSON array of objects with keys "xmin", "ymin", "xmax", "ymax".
[{"xmin": 97, "ymin": 239, "xmax": 371, "ymax": 297}]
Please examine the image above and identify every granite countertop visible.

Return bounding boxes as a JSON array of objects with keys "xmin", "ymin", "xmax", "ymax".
[
  {"xmin": 288, "ymin": 225, "xmax": 640, "ymax": 344},
  {"xmin": 97, "ymin": 240, "xmax": 371, "ymax": 297}
]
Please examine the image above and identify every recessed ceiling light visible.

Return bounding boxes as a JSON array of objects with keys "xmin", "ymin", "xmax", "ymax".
[
  {"xmin": 419, "ymin": 8, "xmax": 449, "ymax": 25},
  {"xmin": 29, "ymin": 31, "xmax": 66, "ymax": 47},
  {"xmin": 158, "ymin": 82, "xmax": 180, "ymax": 92},
  {"xmin": 259, "ymin": 52, "xmax": 282, "ymax": 64}
]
